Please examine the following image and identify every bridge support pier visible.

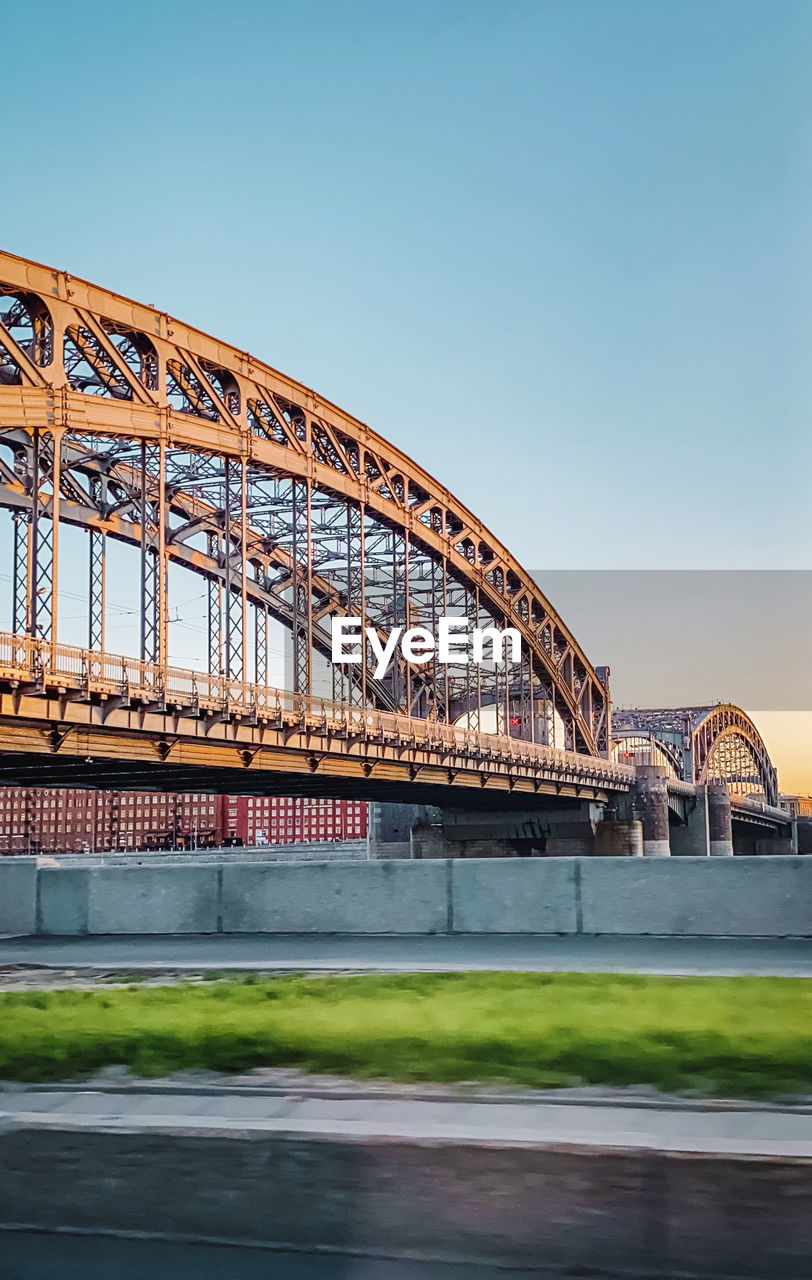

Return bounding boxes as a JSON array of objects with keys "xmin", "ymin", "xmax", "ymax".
[
  {"xmin": 594, "ymin": 814, "xmax": 643, "ymax": 857},
  {"xmin": 370, "ymin": 801, "xmax": 609, "ymax": 859},
  {"xmin": 707, "ymin": 784, "xmax": 734, "ymax": 856},
  {"xmin": 670, "ymin": 792, "xmax": 708, "ymax": 856},
  {"xmin": 366, "ymin": 803, "xmax": 422, "ymax": 859},
  {"xmin": 633, "ymin": 766, "xmax": 671, "ymax": 857}
]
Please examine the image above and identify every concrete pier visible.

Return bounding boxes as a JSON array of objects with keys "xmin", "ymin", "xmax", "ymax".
[
  {"xmin": 708, "ymin": 783, "xmax": 735, "ymax": 856},
  {"xmin": 633, "ymin": 766, "xmax": 671, "ymax": 857},
  {"xmin": 366, "ymin": 802, "xmax": 420, "ymax": 859}
]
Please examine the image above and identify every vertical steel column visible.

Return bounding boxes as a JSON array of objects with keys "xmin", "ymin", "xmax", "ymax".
[
  {"xmin": 537, "ymin": 677, "xmax": 555, "ymax": 747},
  {"xmin": 441, "ymin": 557, "xmax": 449, "ymax": 723},
  {"xmin": 471, "ymin": 585, "xmax": 482, "ymax": 733},
  {"xmin": 359, "ymin": 505, "xmax": 367, "ymax": 708},
  {"xmin": 290, "ymin": 480, "xmax": 300, "ymax": 692},
  {"xmin": 306, "ymin": 479, "xmax": 313, "ymax": 694},
  {"xmin": 290, "ymin": 479, "xmax": 311, "ymax": 695},
  {"xmin": 331, "ymin": 506, "xmax": 345, "ymax": 701},
  {"xmin": 334, "ymin": 502, "xmax": 364, "ymax": 705},
  {"xmin": 390, "ymin": 531, "xmax": 401, "ymax": 708},
  {"xmin": 346, "ymin": 504, "xmax": 358, "ymax": 699},
  {"xmin": 240, "ymin": 457, "xmax": 248, "ymax": 683},
  {"xmin": 49, "ymin": 429, "xmax": 60, "ymax": 652},
  {"xmin": 88, "ymin": 474, "xmax": 105, "ymax": 651},
  {"xmin": 462, "ymin": 581, "xmax": 477, "ymax": 732},
  {"xmin": 503, "ymin": 627, "xmax": 511, "ymax": 737},
  {"xmin": 223, "ymin": 457, "xmax": 244, "ymax": 680},
  {"xmin": 88, "ymin": 529, "xmax": 105, "ymax": 651},
  {"xmin": 404, "ymin": 530, "xmax": 414, "ymax": 713},
  {"xmin": 29, "ymin": 427, "xmax": 60, "ymax": 642},
  {"xmin": 157, "ymin": 439, "xmax": 167, "ymax": 669},
  {"xmin": 206, "ymin": 530, "xmax": 222, "ymax": 675},
  {"xmin": 139, "ymin": 440, "xmax": 161, "ymax": 663},
  {"xmin": 12, "ymin": 512, "xmax": 29, "ymax": 634},
  {"xmin": 254, "ymin": 564, "xmax": 268, "ymax": 687},
  {"xmin": 519, "ymin": 647, "xmax": 532, "ymax": 741},
  {"xmin": 331, "ymin": 643, "xmax": 343, "ymax": 703},
  {"xmin": 428, "ymin": 557, "xmax": 439, "ymax": 720},
  {"xmin": 403, "ymin": 530, "xmax": 410, "ymax": 633},
  {"xmin": 29, "ymin": 428, "xmax": 42, "ymax": 637},
  {"xmin": 494, "ymin": 609, "xmax": 507, "ymax": 736}
]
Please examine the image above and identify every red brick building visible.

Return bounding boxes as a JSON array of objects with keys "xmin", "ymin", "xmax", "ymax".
[
  {"xmin": 222, "ymin": 795, "xmax": 366, "ymax": 846},
  {"xmin": 0, "ymin": 788, "xmax": 367, "ymax": 854}
]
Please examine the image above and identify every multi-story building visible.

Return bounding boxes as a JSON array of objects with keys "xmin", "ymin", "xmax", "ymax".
[
  {"xmin": 779, "ymin": 794, "xmax": 812, "ymax": 820},
  {"xmin": 0, "ymin": 789, "xmax": 367, "ymax": 854},
  {"xmin": 222, "ymin": 795, "xmax": 367, "ymax": 846}
]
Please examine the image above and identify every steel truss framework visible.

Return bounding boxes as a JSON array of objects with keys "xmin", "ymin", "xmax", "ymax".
[
  {"xmin": 611, "ymin": 705, "xmax": 778, "ymax": 808},
  {"xmin": 0, "ymin": 250, "xmax": 611, "ymax": 760}
]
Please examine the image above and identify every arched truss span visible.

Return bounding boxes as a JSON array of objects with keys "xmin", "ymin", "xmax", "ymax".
[
  {"xmin": 0, "ymin": 250, "xmax": 609, "ymax": 755},
  {"xmin": 611, "ymin": 705, "xmax": 778, "ymax": 806},
  {"xmin": 610, "ymin": 734, "xmax": 681, "ymax": 778}
]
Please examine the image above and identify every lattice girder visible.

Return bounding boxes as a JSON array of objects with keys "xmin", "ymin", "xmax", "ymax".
[{"xmin": 0, "ymin": 250, "xmax": 610, "ymax": 754}]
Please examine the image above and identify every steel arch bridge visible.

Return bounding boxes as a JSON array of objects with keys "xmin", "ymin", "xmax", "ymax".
[
  {"xmin": 611, "ymin": 705, "xmax": 779, "ymax": 808},
  {"xmin": 0, "ymin": 249, "xmax": 623, "ymax": 801}
]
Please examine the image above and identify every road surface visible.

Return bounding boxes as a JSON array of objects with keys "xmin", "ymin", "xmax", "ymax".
[
  {"xmin": 1, "ymin": 932, "xmax": 810, "ymax": 976},
  {"xmin": 3, "ymin": 1085, "xmax": 804, "ymax": 1278},
  {"xmin": 0, "ymin": 1231, "xmax": 559, "ymax": 1279}
]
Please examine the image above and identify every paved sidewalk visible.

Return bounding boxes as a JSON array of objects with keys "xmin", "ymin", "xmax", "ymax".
[
  {"xmin": 3, "ymin": 1082, "xmax": 812, "ymax": 1157},
  {"xmin": 2, "ymin": 931, "xmax": 811, "ymax": 976}
]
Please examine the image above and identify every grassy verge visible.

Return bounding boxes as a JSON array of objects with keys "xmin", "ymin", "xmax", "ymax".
[{"xmin": 1, "ymin": 971, "xmax": 810, "ymax": 1096}]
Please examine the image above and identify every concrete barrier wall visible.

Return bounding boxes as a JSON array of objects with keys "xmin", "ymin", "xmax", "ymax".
[
  {"xmin": 2, "ymin": 855, "xmax": 811, "ymax": 938},
  {"xmin": 579, "ymin": 857, "xmax": 812, "ymax": 937},
  {"xmin": 0, "ymin": 857, "xmax": 37, "ymax": 936},
  {"xmin": 88, "ymin": 865, "xmax": 221, "ymax": 935},
  {"xmin": 221, "ymin": 860, "xmax": 448, "ymax": 934},
  {"xmin": 37, "ymin": 865, "xmax": 220, "ymax": 936},
  {"xmin": 450, "ymin": 858, "xmax": 579, "ymax": 933},
  {"xmin": 39, "ymin": 867, "xmax": 89, "ymax": 936}
]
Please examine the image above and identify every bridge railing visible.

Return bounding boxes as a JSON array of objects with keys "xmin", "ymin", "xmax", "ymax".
[
  {"xmin": 0, "ymin": 631, "xmax": 635, "ymax": 785},
  {"xmin": 730, "ymin": 795, "xmax": 791, "ymax": 824}
]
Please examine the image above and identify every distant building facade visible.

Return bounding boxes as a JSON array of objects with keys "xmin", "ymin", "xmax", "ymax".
[
  {"xmin": 0, "ymin": 788, "xmax": 367, "ymax": 854},
  {"xmin": 222, "ymin": 796, "xmax": 366, "ymax": 847},
  {"xmin": 779, "ymin": 794, "xmax": 812, "ymax": 820}
]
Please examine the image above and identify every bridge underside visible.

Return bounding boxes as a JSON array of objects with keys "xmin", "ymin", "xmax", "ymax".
[{"xmin": 0, "ymin": 683, "xmax": 621, "ymax": 811}]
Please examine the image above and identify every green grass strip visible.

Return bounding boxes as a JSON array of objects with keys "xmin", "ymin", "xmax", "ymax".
[{"xmin": 1, "ymin": 972, "xmax": 810, "ymax": 1097}]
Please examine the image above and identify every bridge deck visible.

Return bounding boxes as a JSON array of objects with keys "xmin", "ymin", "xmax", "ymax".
[{"xmin": 0, "ymin": 631, "xmax": 631, "ymax": 803}]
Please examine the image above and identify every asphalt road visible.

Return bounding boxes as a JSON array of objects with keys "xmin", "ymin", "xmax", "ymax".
[
  {"xmin": 1, "ymin": 932, "xmax": 811, "ymax": 976},
  {"xmin": 0, "ymin": 1232, "xmax": 561, "ymax": 1280}
]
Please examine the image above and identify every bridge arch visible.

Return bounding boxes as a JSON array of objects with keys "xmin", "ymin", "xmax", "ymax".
[
  {"xmin": 610, "ymin": 734, "xmax": 682, "ymax": 778},
  {"xmin": 692, "ymin": 705, "xmax": 778, "ymax": 806},
  {"xmin": 0, "ymin": 249, "xmax": 610, "ymax": 755},
  {"xmin": 612, "ymin": 704, "xmax": 778, "ymax": 806}
]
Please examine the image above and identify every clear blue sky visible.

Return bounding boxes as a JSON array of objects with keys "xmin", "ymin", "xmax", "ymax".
[{"xmin": 4, "ymin": 0, "xmax": 810, "ymax": 568}]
